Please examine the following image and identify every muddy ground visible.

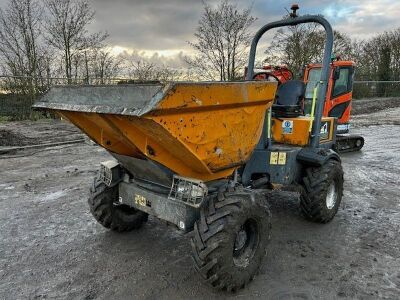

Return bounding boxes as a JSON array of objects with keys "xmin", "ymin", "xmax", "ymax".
[
  {"xmin": 0, "ymin": 119, "xmax": 83, "ymax": 147},
  {"xmin": 0, "ymin": 101, "xmax": 399, "ymax": 299}
]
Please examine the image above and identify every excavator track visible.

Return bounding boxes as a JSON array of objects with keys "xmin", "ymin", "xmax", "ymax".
[{"xmin": 334, "ymin": 134, "xmax": 364, "ymax": 153}]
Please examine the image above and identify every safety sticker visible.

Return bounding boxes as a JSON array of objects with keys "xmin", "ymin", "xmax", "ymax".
[
  {"xmin": 270, "ymin": 152, "xmax": 287, "ymax": 165},
  {"xmin": 282, "ymin": 120, "xmax": 293, "ymax": 134},
  {"xmin": 270, "ymin": 152, "xmax": 279, "ymax": 164},
  {"xmin": 135, "ymin": 194, "xmax": 147, "ymax": 207},
  {"xmin": 337, "ymin": 123, "xmax": 350, "ymax": 132},
  {"xmin": 278, "ymin": 152, "xmax": 287, "ymax": 165},
  {"xmin": 320, "ymin": 121, "xmax": 330, "ymax": 140}
]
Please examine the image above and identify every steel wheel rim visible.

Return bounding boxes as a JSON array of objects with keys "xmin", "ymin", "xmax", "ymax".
[
  {"xmin": 326, "ymin": 182, "xmax": 337, "ymax": 210},
  {"xmin": 233, "ymin": 219, "xmax": 259, "ymax": 268}
]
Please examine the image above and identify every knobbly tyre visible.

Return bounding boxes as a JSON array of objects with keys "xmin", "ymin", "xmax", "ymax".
[{"xmin": 34, "ymin": 6, "xmax": 344, "ymax": 291}]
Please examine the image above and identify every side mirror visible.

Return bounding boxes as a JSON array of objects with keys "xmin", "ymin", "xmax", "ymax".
[{"xmin": 333, "ymin": 68, "xmax": 341, "ymax": 80}]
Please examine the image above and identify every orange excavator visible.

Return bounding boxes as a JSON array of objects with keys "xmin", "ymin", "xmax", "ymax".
[{"xmin": 251, "ymin": 59, "xmax": 364, "ymax": 153}]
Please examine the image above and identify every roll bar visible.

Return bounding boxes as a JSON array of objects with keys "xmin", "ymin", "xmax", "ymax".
[{"xmin": 247, "ymin": 14, "xmax": 334, "ymax": 148}]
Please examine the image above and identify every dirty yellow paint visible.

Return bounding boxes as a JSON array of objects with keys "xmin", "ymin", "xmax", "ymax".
[
  {"xmin": 156, "ymin": 82, "xmax": 277, "ymax": 111},
  {"xmin": 272, "ymin": 117, "xmax": 335, "ymax": 146},
  {"xmin": 57, "ymin": 81, "xmax": 278, "ymax": 182}
]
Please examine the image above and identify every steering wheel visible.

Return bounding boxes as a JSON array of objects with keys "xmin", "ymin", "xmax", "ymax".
[
  {"xmin": 275, "ymin": 67, "xmax": 294, "ymax": 82},
  {"xmin": 252, "ymin": 72, "xmax": 282, "ymax": 85}
]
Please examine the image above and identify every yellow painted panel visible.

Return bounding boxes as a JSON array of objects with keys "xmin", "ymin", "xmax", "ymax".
[
  {"xmin": 272, "ymin": 117, "xmax": 335, "ymax": 146},
  {"xmin": 53, "ymin": 81, "xmax": 278, "ymax": 182},
  {"xmin": 148, "ymin": 103, "xmax": 267, "ymax": 172},
  {"xmin": 59, "ymin": 111, "xmax": 143, "ymax": 157},
  {"xmin": 156, "ymin": 81, "xmax": 277, "ymax": 111}
]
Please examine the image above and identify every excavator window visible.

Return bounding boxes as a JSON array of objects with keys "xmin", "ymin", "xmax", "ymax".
[
  {"xmin": 332, "ymin": 67, "xmax": 354, "ymax": 97},
  {"xmin": 304, "ymin": 68, "xmax": 321, "ymax": 115},
  {"xmin": 305, "ymin": 68, "xmax": 321, "ymax": 99}
]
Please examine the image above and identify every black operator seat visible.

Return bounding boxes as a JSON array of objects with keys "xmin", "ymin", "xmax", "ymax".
[{"xmin": 272, "ymin": 80, "xmax": 305, "ymax": 118}]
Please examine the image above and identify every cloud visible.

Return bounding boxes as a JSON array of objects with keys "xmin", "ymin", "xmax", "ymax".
[
  {"xmin": 1, "ymin": 0, "xmax": 399, "ymax": 68},
  {"xmin": 329, "ymin": 1, "xmax": 397, "ymax": 35},
  {"xmin": 117, "ymin": 48, "xmax": 187, "ymax": 70},
  {"xmin": 88, "ymin": 0, "xmax": 207, "ymax": 51},
  {"xmin": 85, "ymin": 0, "xmax": 400, "ymax": 68}
]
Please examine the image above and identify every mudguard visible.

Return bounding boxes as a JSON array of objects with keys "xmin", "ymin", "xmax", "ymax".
[{"xmin": 297, "ymin": 147, "xmax": 340, "ymax": 167}]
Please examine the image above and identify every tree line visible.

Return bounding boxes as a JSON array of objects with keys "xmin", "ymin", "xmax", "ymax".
[
  {"xmin": 0, "ymin": 0, "xmax": 183, "ymax": 95},
  {"xmin": 188, "ymin": 1, "xmax": 400, "ymax": 83},
  {"xmin": 264, "ymin": 23, "xmax": 400, "ymax": 82},
  {"xmin": 1, "ymin": 0, "xmax": 399, "ymax": 97}
]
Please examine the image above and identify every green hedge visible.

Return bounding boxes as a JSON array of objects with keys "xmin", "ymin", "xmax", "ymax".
[{"xmin": 0, "ymin": 93, "xmax": 49, "ymax": 120}]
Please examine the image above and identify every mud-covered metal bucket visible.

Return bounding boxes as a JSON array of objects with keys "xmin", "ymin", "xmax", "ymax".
[{"xmin": 34, "ymin": 81, "xmax": 277, "ymax": 182}]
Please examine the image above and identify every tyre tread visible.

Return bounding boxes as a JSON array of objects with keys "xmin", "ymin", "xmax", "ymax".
[
  {"xmin": 88, "ymin": 175, "xmax": 148, "ymax": 232},
  {"xmin": 300, "ymin": 160, "xmax": 344, "ymax": 223},
  {"xmin": 191, "ymin": 187, "xmax": 271, "ymax": 291}
]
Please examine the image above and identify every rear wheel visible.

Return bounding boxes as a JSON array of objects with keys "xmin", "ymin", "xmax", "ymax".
[
  {"xmin": 88, "ymin": 175, "xmax": 148, "ymax": 232},
  {"xmin": 300, "ymin": 160, "xmax": 344, "ymax": 223},
  {"xmin": 191, "ymin": 187, "xmax": 271, "ymax": 291}
]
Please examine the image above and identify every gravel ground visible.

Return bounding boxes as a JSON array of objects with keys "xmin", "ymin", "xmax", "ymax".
[{"xmin": 0, "ymin": 105, "xmax": 399, "ymax": 299}]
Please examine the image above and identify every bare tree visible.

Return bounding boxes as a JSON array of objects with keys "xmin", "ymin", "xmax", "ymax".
[
  {"xmin": 0, "ymin": 0, "xmax": 49, "ymax": 93},
  {"xmin": 186, "ymin": 0, "xmax": 256, "ymax": 81},
  {"xmin": 155, "ymin": 66, "xmax": 182, "ymax": 82},
  {"xmin": 264, "ymin": 23, "xmax": 353, "ymax": 76},
  {"xmin": 126, "ymin": 59, "xmax": 182, "ymax": 82},
  {"xmin": 128, "ymin": 60, "xmax": 158, "ymax": 81},
  {"xmin": 351, "ymin": 28, "xmax": 400, "ymax": 97},
  {"xmin": 44, "ymin": 0, "xmax": 108, "ymax": 83},
  {"xmin": 355, "ymin": 29, "xmax": 400, "ymax": 81},
  {"xmin": 90, "ymin": 48, "xmax": 122, "ymax": 84}
]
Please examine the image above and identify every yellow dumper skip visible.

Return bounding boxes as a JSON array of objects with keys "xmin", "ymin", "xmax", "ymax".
[{"xmin": 34, "ymin": 81, "xmax": 277, "ymax": 181}]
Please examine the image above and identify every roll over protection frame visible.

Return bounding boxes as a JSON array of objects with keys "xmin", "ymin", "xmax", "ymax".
[{"xmin": 246, "ymin": 14, "xmax": 334, "ymax": 148}]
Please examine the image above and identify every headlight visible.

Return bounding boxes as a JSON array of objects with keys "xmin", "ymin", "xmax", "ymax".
[
  {"xmin": 100, "ymin": 160, "xmax": 121, "ymax": 186},
  {"xmin": 177, "ymin": 182, "xmax": 205, "ymax": 199},
  {"xmin": 169, "ymin": 175, "xmax": 208, "ymax": 207}
]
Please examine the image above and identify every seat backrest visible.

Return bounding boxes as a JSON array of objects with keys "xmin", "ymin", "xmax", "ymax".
[{"xmin": 275, "ymin": 80, "xmax": 305, "ymax": 106}]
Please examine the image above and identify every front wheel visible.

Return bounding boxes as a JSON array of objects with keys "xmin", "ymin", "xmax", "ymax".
[
  {"xmin": 191, "ymin": 188, "xmax": 271, "ymax": 292},
  {"xmin": 300, "ymin": 159, "xmax": 344, "ymax": 223},
  {"xmin": 88, "ymin": 176, "xmax": 148, "ymax": 232}
]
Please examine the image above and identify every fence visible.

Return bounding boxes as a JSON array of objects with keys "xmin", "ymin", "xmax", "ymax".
[
  {"xmin": 0, "ymin": 76, "xmax": 400, "ymax": 120},
  {"xmin": 353, "ymin": 81, "xmax": 400, "ymax": 99},
  {"xmin": 0, "ymin": 76, "xmax": 140, "ymax": 120}
]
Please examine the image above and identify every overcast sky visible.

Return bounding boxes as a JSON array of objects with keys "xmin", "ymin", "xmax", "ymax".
[
  {"xmin": 1, "ymin": 0, "xmax": 399, "ymax": 67},
  {"xmin": 87, "ymin": 0, "xmax": 400, "ymax": 65}
]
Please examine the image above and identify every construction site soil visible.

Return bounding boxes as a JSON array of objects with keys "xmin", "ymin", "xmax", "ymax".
[{"xmin": 0, "ymin": 98, "xmax": 399, "ymax": 299}]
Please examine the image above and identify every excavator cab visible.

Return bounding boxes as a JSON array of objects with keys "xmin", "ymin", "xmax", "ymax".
[
  {"xmin": 250, "ymin": 58, "xmax": 363, "ymax": 152},
  {"xmin": 304, "ymin": 60, "xmax": 355, "ymax": 133},
  {"xmin": 304, "ymin": 61, "xmax": 364, "ymax": 152}
]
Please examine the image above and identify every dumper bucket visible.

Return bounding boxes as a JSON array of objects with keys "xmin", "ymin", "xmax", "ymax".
[{"xmin": 34, "ymin": 82, "xmax": 277, "ymax": 182}]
